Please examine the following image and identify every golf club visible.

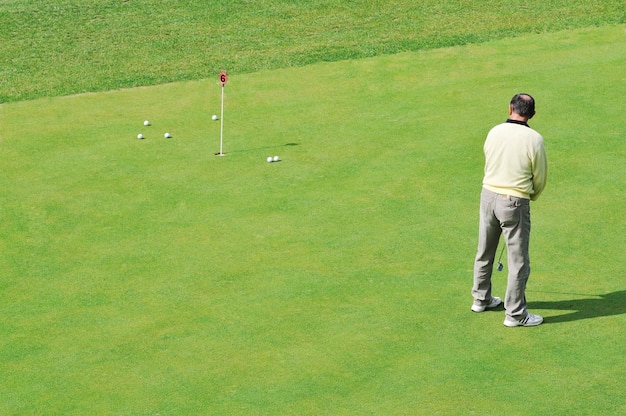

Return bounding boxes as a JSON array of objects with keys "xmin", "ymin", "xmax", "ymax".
[{"xmin": 497, "ymin": 244, "xmax": 505, "ymax": 271}]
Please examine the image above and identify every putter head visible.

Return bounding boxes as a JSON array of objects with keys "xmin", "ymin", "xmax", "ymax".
[{"xmin": 497, "ymin": 262, "xmax": 504, "ymax": 272}]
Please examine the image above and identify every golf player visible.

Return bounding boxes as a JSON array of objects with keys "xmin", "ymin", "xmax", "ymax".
[{"xmin": 471, "ymin": 93, "xmax": 548, "ymax": 327}]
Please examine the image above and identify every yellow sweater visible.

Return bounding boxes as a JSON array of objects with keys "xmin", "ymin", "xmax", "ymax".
[{"xmin": 482, "ymin": 120, "xmax": 547, "ymax": 201}]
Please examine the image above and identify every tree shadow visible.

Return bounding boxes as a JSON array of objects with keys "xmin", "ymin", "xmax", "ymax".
[{"xmin": 527, "ymin": 290, "xmax": 626, "ymax": 323}]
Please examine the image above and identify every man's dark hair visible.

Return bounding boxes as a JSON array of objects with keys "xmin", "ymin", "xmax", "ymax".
[{"xmin": 510, "ymin": 93, "xmax": 536, "ymax": 119}]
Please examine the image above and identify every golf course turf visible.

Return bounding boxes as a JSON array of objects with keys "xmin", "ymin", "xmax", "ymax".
[{"xmin": 1, "ymin": 2, "xmax": 625, "ymax": 414}]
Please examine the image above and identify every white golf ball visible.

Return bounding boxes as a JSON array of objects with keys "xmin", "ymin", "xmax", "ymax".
[
  {"xmin": 164, "ymin": 132, "xmax": 171, "ymax": 138},
  {"xmin": 212, "ymin": 115, "xmax": 218, "ymax": 121},
  {"xmin": 267, "ymin": 156, "xmax": 273, "ymax": 163},
  {"xmin": 143, "ymin": 120, "xmax": 150, "ymax": 126},
  {"xmin": 137, "ymin": 133, "xmax": 144, "ymax": 139},
  {"xmin": 273, "ymin": 156, "xmax": 280, "ymax": 162}
]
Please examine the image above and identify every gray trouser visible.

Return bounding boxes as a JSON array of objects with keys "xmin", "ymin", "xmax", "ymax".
[{"xmin": 472, "ymin": 188, "xmax": 531, "ymax": 319}]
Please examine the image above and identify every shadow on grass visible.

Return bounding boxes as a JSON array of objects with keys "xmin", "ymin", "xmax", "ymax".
[
  {"xmin": 225, "ymin": 142, "xmax": 300, "ymax": 154},
  {"xmin": 527, "ymin": 290, "xmax": 626, "ymax": 324}
]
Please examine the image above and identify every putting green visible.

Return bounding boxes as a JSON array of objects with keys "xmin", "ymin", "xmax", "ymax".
[{"xmin": 1, "ymin": 24, "xmax": 625, "ymax": 415}]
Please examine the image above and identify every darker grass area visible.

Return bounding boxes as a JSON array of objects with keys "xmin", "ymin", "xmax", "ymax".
[{"xmin": 1, "ymin": 0, "xmax": 624, "ymax": 102}]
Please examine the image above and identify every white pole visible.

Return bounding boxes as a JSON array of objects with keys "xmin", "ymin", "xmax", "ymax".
[{"xmin": 219, "ymin": 84, "xmax": 225, "ymax": 155}]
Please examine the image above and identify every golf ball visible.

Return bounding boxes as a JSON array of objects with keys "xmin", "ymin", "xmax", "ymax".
[
  {"xmin": 212, "ymin": 115, "xmax": 218, "ymax": 121},
  {"xmin": 267, "ymin": 156, "xmax": 273, "ymax": 163},
  {"xmin": 273, "ymin": 156, "xmax": 280, "ymax": 162},
  {"xmin": 164, "ymin": 132, "xmax": 171, "ymax": 138},
  {"xmin": 143, "ymin": 120, "xmax": 150, "ymax": 126},
  {"xmin": 137, "ymin": 133, "xmax": 144, "ymax": 139}
]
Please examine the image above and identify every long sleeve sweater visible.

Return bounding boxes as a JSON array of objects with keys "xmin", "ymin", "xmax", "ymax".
[{"xmin": 482, "ymin": 119, "xmax": 547, "ymax": 201}]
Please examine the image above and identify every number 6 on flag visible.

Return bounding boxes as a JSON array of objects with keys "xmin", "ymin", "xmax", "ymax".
[{"xmin": 219, "ymin": 70, "xmax": 228, "ymax": 87}]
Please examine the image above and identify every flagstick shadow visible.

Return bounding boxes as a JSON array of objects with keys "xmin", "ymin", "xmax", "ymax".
[
  {"xmin": 527, "ymin": 290, "xmax": 626, "ymax": 324},
  {"xmin": 223, "ymin": 142, "xmax": 300, "ymax": 154}
]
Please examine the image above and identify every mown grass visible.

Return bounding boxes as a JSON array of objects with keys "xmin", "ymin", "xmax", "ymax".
[
  {"xmin": 1, "ymin": 0, "xmax": 624, "ymax": 102},
  {"xmin": 1, "ymin": 25, "xmax": 625, "ymax": 414}
]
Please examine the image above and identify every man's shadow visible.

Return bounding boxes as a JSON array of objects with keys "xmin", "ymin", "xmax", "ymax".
[{"xmin": 527, "ymin": 290, "xmax": 626, "ymax": 323}]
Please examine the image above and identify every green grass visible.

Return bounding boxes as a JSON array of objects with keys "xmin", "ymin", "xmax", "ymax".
[
  {"xmin": 1, "ymin": 0, "xmax": 625, "ymax": 102},
  {"xmin": 1, "ymin": 24, "xmax": 625, "ymax": 414}
]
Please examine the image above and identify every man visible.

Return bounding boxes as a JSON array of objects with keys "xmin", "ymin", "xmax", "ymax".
[{"xmin": 471, "ymin": 93, "xmax": 548, "ymax": 327}]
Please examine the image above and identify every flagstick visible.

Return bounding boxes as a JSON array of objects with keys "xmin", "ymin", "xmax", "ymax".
[
  {"xmin": 218, "ymin": 83, "xmax": 225, "ymax": 156},
  {"xmin": 215, "ymin": 70, "xmax": 228, "ymax": 156}
]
